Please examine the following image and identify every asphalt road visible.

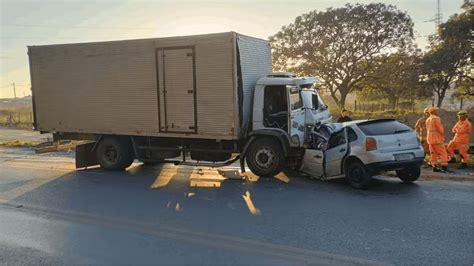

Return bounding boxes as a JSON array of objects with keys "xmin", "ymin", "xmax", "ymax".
[{"xmin": 0, "ymin": 147, "xmax": 473, "ymax": 265}]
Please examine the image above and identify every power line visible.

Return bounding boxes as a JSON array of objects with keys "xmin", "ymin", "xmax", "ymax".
[
  {"xmin": 424, "ymin": 0, "xmax": 443, "ymax": 32},
  {"xmin": 2, "ymin": 24, "xmax": 156, "ymax": 30},
  {"xmin": 1, "ymin": 36, "xmax": 80, "ymax": 40},
  {"xmin": 0, "ymin": 84, "xmax": 30, "ymax": 88}
]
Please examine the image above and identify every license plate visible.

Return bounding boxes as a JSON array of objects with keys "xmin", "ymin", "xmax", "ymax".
[{"xmin": 395, "ymin": 153, "xmax": 414, "ymax": 161}]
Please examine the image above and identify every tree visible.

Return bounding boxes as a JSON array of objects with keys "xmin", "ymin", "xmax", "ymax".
[
  {"xmin": 269, "ymin": 3, "xmax": 415, "ymax": 109},
  {"xmin": 421, "ymin": 2, "xmax": 473, "ymax": 107},
  {"xmin": 421, "ymin": 44, "xmax": 468, "ymax": 107},
  {"xmin": 452, "ymin": 75, "xmax": 474, "ymax": 101},
  {"xmin": 360, "ymin": 53, "xmax": 427, "ymax": 109}
]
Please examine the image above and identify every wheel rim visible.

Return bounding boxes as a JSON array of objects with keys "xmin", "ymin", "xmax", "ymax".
[
  {"xmin": 104, "ymin": 145, "xmax": 118, "ymax": 163},
  {"xmin": 350, "ymin": 166, "xmax": 365, "ymax": 183},
  {"xmin": 255, "ymin": 147, "xmax": 275, "ymax": 169}
]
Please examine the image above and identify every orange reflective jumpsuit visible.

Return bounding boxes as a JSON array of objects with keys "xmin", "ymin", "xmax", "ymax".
[
  {"xmin": 426, "ymin": 114, "xmax": 448, "ymax": 167},
  {"xmin": 415, "ymin": 117, "xmax": 429, "ymax": 153},
  {"xmin": 447, "ymin": 119, "xmax": 472, "ymax": 163}
]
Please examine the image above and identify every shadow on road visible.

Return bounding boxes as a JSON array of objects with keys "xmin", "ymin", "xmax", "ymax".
[{"xmin": 3, "ymin": 162, "xmax": 425, "ymax": 221}]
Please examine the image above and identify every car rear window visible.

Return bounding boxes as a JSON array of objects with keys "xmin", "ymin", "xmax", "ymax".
[{"xmin": 357, "ymin": 120, "xmax": 412, "ymax": 136}]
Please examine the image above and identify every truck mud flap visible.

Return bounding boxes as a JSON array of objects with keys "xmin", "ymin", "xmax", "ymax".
[{"xmin": 75, "ymin": 142, "xmax": 99, "ymax": 169}]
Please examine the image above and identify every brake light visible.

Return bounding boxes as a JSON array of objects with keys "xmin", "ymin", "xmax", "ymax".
[{"xmin": 366, "ymin": 137, "xmax": 377, "ymax": 151}]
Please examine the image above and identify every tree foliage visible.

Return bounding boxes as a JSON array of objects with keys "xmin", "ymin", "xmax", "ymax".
[
  {"xmin": 421, "ymin": 2, "xmax": 473, "ymax": 107},
  {"xmin": 359, "ymin": 52, "xmax": 428, "ymax": 108},
  {"xmin": 269, "ymin": 3, "xmax": 415, "ymax": 109}
]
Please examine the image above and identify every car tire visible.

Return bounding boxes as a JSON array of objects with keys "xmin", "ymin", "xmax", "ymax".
[
  {"xmin": 96, "ymin": 137, "xmax": 134, "ymax": 170},
  {"xmin": 396, "ymin": 166, "xmax": 420, "ymax": 183},
  {"xmin": 345, "ymin": 160, "xmax": 372, "ymax": 189},
  {"xmin": 246, "ymin": 138, "xmax": 284, "ymax": 177}
]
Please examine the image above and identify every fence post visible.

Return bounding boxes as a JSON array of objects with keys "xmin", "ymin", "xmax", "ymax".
[
  {"xmin": 460, "ymin": 98, "xmax": 463, "ymax": 110},
  {"xmin": 30, "ymin": 112, "xmax": 32, "ymax": 123},
  {"xmin": 371, "ymin": 103, "xmax": 374, "ymax": 112},
  {"xmin": 354, "ymin": 100, "xmax": 357, "ymax": 112},
  {"xmin": 18, "ymin": 112, "xmax": 20, "ymax": 124}
]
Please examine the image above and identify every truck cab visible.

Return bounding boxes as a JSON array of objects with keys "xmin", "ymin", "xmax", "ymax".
[
  {"xmin": 252, "ymin": 73, "xmax": 331, "ymax": 147},
  {"xmin": 242, "ymin": 73, "xmax": 332, "ymax": 176}
]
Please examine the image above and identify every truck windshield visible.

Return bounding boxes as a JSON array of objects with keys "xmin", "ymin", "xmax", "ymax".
[{"xmin": 301, "ymin": 90, "xmax": 327, "ymax": 110}]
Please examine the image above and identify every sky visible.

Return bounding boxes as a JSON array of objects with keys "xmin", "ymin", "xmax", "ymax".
[{"xmin": 0, "ymin": 0, "xmax": 465, "ymax": 98}]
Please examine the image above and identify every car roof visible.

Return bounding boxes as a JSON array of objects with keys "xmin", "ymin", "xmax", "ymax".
[{"xmin": 337, "ymin": 118, "xmax": 397, "ymax": 126}]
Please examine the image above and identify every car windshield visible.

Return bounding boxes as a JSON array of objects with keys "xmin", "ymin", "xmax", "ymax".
[{"xmin": 357, "ymin": 120, "xmax": 412, "ymax": 136}]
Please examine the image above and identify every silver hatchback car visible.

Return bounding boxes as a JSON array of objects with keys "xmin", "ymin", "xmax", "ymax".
[{"xmin": 300, "ymin": 119, "xmax": 425, "ymax": 189}]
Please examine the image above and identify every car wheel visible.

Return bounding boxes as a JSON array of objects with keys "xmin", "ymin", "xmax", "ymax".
[
  {"xmin": 96, "ymin": 137, "xmax": 134, "ymax": 170},
  {"xmin": 246, "ymin": 138, "xmax": 284, "ymax": 177},
  {"xmin": 396, "ymin": 166, "xmax": 420, "ymax": 183},
  {"xmin": 345, "ymin": 160, "xmax": 372, "ymax": 189}
]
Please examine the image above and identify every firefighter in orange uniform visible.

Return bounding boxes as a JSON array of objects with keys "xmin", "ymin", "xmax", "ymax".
[
  {"xmin": 415, "ymin": 108, "xmax": 430, "ymax": 155},
  {"xmin": 426, "ymin": 107, "xmax": 450, "ymax": 172},
  {"xmin": 447, "ymin": 110, "xmax": 472, "ymax": 169}
]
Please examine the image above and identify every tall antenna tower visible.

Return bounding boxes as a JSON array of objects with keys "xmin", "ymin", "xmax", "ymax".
[
  {"xmin": 425, "ymin": 0, "xmax": 443, "ymax": 33},
  {"xmin": 434, "ymin": 0, "xmax": 442, "ymax": 31}
]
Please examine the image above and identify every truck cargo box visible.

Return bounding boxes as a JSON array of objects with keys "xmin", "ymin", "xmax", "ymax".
[{"xmin": 28, "ymin": 32, "xmax": 271, "ymax": 140}]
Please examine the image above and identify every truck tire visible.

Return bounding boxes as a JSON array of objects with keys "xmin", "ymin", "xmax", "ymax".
[
  {"xmin": 96, "ymin": 137, "xmax": 134, "ymax": 170},
  {"xmin": 396, "ymin": 166, "xmax": 420, "ymax": 183},
  {"xmin": 345, "ymin": 160, "xmax": 372, "ymax": 189},
  {"xmin": 246, "ymin": 138, "xmax": 284, "ymax": 177}
]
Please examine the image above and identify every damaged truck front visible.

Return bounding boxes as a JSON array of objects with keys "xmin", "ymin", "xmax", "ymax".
[{"xmin": 28, "ymin": 32, "xmax": 331, "ymax": 176}]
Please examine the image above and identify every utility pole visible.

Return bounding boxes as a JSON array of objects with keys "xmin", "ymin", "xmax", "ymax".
[{"xmin": 12, "ymin": 83, "xmax": 16, "ymax": 98}]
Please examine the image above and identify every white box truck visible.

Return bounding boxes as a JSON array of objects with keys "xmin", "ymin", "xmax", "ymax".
[{"xmin": 28, "ymin": 32, "xmax": 332, "ymax": 176}]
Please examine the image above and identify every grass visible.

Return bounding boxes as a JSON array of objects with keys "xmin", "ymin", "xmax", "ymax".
[
  {"xmin": 0, "ymin": 140, "xmax": 40, "ymax": 148},
  {"xmin": 0, "ymin": 106, "xmax": 34, "ymax": 129}
]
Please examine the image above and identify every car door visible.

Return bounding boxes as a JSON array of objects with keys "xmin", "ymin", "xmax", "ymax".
[
  {"xmin": 288, "ymin": 87, "xmax": 305, "ymax": 147},
  {"xmin": 324, "ymin": 128, "xmax": 348, "ymax": 177},
  {"xmin": 300, "ymin": 148, "xmax": 324, "ymax": 178}
]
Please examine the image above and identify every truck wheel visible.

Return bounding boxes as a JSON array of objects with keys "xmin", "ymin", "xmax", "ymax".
[
  {"xmin": 246, "ymin": 138, "xmax": 284, "ymax": 177},
  {"xmin": 96, "ymin": 137, "xmax": 134, "ymax": 170},
  {"xmin": 396, "ymin": 166, "xmax": 420, "ymax": 183},
  {"xmin": 345, "ymin": 161, "xmax": 372, "ymax": 189}
]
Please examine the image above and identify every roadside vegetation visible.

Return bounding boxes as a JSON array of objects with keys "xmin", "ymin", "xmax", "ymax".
[
  {"xmin": 0, "ymin": 140, "xmax": 40, "ymax": 148},
  {"xmin": 0, "ymin": 98, "xmax": 33, "ymax": 129},
  {"xmin": 270, "ymin": 1, "xmax": 473, "ymax": 111}
]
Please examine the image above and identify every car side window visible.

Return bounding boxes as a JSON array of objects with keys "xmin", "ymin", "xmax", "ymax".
[
  {"xmin": 347, "ymin": 127, "xmax": 358, "ymax": 142},
  {"xmin": 328, "ymin": 129, "xmax": 346, "ymax": 149}
]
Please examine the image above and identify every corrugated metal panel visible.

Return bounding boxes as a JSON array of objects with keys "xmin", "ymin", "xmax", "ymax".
[
  {"xmin": 30, "ymin": 32, "xmax": 240, "ymax": 140},
  {"xmin": 155, "ymin": 33, "xmax": 236, "ymax": 138},
  {"xmin": 236, "ymin": 34, "xmax": 272, "ymax": 136},
  {"xmin": 31, "ymin": 40, "xmax": 159, "ymax": 135}
]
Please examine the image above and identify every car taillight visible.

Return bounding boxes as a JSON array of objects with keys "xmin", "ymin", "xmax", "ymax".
[{"xmin": 366, "ymin": 137, "xmax": 377, "ymax": 151}]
